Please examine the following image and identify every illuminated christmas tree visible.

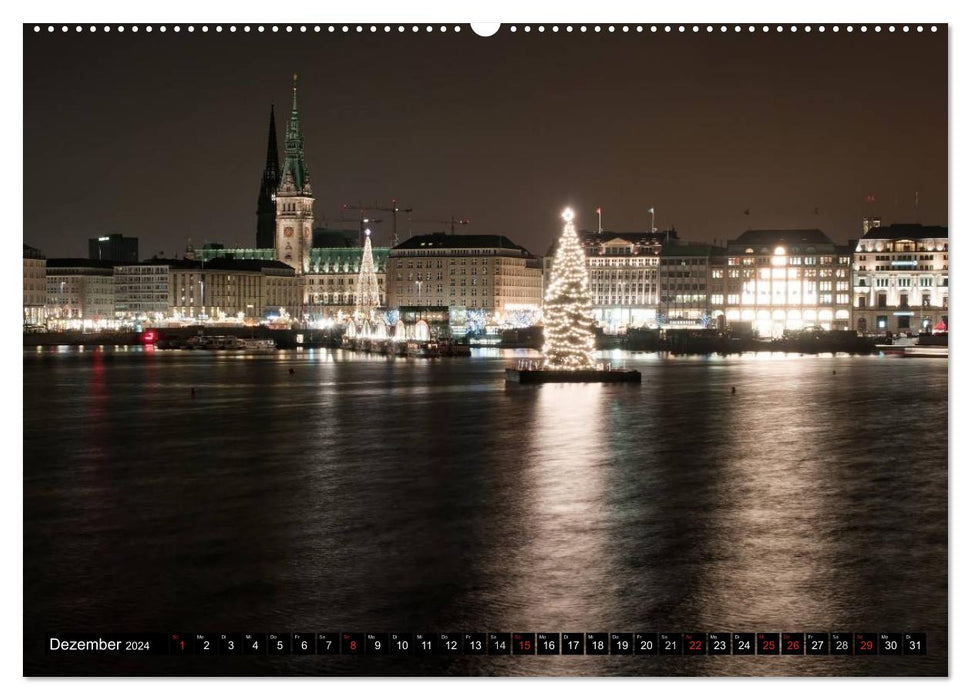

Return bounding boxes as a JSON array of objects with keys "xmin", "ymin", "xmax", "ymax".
[
  {"xmin": 542, "ymin": 208, "xmax": 597, "ymax": 370},
  {"xmin": 355, "ymin": 230, "xmax": 381, "ymax": 319}
]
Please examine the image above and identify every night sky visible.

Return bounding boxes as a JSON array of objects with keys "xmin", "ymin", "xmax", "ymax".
[{"xmin": 23, "ymin": 25, "xmax": 947, "ymax": 259}]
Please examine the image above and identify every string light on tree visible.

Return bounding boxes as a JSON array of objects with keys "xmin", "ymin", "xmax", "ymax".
[
  {"xmin": 354, "ymin": 228, "xmax": 381, "ymax": 320},
  {"xmin": 467, "ymin": 308, "xmax": 488, "ymax": 335},
  {"xmin": 542, "ymin": 207, "xmax": 597, "ymax": 370}
]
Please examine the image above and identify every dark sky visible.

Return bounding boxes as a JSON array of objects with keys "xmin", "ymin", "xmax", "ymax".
[{"xmin": 24, "ymin": 25, "xmax": 947, "ymax": 258}]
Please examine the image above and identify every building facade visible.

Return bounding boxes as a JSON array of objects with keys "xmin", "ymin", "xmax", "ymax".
[
  {"xmin": 45, "ymin": 259, "xmax": 116, "ymax": 328},
  {"xmin": 113, "ymin": 263, "xmax": 173, "ymax": 321},
  {"xmin": 851, "ymin": 223, "xmax": 948, "ymax": 334},
  {"xmin": 195, "ymin": 230, "xmax": 389, "ymax": 322},
  {"xmin": 168, "ymin": 258, "xmax": 299, "ymax": 321},
  {"xmin": 388, "ymin": 233, "xmax": 543, "ymax": 327},
  {"xmin": 23, "ymin": 244, "xmax": 47, "ymax": 326},
  {"xmin": 89, "ymin": 234, "xmax": 138, "ymax": 263},
  {"xmin": 304, "ymin": 245, "xmax": 390, "ymax": 320},
  {"xmin": 708, "ymin": 229, "xmax": 853, "ymax": 337},
  {"xmin": 658, "ymin": 243, "xmax": 715, "ymax": 326}
]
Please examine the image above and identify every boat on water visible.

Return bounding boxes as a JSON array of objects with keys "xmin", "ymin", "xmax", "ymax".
[
  {"xmin": 903, "ymin": 332, "xmax": 948, "ymax": 358},
  {"xmin": 236, "ymin": 337, "xmax": 277, "ymax": 352},
  {"xmin": 405, "ymin": 341, "xmax": 440, "ymax": 358},
  {"xmin": 877, "ymin": 332, "xmax": 947, "ymax": 358},
  {"xmin": 183, "ymin": 335, "xmax": 276, "ymax": 352},
  {"xmin": 439, "ymin": 340, "xmax": 472, "ymax": 357},
  {"xmin": 341, "ymin": 335, "xmax": 468, "ymax": 358},
  {"xmin": 874, "ymin": 335, "xmax": 919, "ymax": 356},
  {"xmin": 341, "ymin": 336, "xmax": 392, "ymax": 354},
  {"xmin": 902, "ymin": 345, "xmax": 948, "ymax": 358}
]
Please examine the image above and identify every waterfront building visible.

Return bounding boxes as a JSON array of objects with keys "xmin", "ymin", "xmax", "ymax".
[
  {"xmin": 45, "ymin": 259, "xmax": 116, "ymax": 329},
  {"xmin": 256, "ymin": 106, "xmax": 280, "ymax": 249},
  {"xmin": 274, "ymin": 76, "xmax": 313, "ymax": 273},
  {"xmin": 88, "ymin": 234, "xmax": 138, "ymax": 263},
  {"xmin": 387, "ymin": 233, "xmax": 543, "ymax": 330},
  {"xmin": 168, "ymin": 257, "xmax": 299, "ymax": 321},
  {"xmin": 658, "ymin": 242, "xmax": 716, "ymax": 326},
  {"xmin": 544, "ymin": 229, "xmax": 673, "ymax": 333},
  {"xmin": 23, "ymin": 244, "xmax": 47, "ymax": 327},
  {"xmin": 196, "ymin": 230, "xmax": 388, "ymax": 322},
  {"xmin": 851, "ymin": 222, "xmax": 948, "ymax": 334},
  {"xmin": 113, "ymin": 263, "xmax": 174, "ymax": 322},
  {"xmin": 303, "ymin": 245, "xmax": 390, "ymax": 320},
  {"xmin": 708, "ymin": 229, "xmax": 853, "ymax": 337}
]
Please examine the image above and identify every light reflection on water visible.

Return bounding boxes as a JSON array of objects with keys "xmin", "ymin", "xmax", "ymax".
[
  {"xmin": 517, "ymin": 384, "xmax": 615, "ymax": 628},
  {"xmin": 23, "ymin": 349, "xmax": 946, "ymax": 676}
]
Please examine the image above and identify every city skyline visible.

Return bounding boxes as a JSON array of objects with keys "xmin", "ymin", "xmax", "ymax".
[{"xmin": 24, "ymin": 25, "xmax": 946, "ymax": 259}]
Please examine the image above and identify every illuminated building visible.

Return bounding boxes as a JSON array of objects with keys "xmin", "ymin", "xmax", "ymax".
[
  {"xmin": 167, "ymin": 258, "xmax": 299, "ymax": 321},
  {"xmin": 658, "ymin": 243, "xmax": 716, "ymax": 326},
  {"xmin": 708, "ymin": 229, "xmax": 853, "ymax": 337},
  {"xmin": 387, "ymin": 233, "xmax": 543, "ymax": 330},
  {"xmin": 114, "ymin": 263, "xmax": 172, "ymax": 321},
  {"xmin": 303, "ymin": 245, "xmax": 389, "ymax": 321},
  {"xmin": 88, "ymin": 234, "xmax": 138, "ymax": 263},
  {"xmin": 195, "ymin": 231, "xmax": 389, "ymax": 323},
  {"xmin": 45, "ymin": 259, "xmax": 116, "ymax": 329},
  {"xmin": 852, "ymin": 222, "xmax": 948, "ymax": 334},
  {"xmin": 545, "ymin": 230, "xmax": 671, "ymax": 333},
  {"xmin": 23, "ymin": 244, "xmax": 47, "ymax": 327}
]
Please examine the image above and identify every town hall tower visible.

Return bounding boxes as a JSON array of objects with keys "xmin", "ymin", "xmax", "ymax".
[{"xmin": 274, "ymin": 74, "xmax": 313, "ymax": 273}]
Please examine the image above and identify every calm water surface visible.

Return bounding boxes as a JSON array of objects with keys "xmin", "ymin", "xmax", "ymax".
[{"xmin": 23, "ymin": 348, "xmax": 948, "ymax": 676}]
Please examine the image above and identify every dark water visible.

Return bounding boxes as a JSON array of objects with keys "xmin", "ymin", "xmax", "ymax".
[{"xmin": 23, "ymin": 347, "xmax": 948, "ymax": 676}]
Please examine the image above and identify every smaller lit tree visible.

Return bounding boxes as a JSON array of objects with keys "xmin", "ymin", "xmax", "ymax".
[
  {"xmin": 467, "ymin": 308, "xmax": 488, "ymax": 335},
  {"xmin": 355, "ymin": 230, "xmax": 381, "ymax": 320},
  {"xmin": 542, "ymin": 208, "xmax": 597, "ymax": 370}
]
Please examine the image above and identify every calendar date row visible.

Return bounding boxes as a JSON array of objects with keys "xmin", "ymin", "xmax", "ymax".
[{"xmin": 48, "ymin": 632, "xmax": 927, "ymax": 656}]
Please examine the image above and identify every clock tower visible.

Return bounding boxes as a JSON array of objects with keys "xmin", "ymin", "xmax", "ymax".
[{"xmin": 274, "ymin": 74, "xmax": 313, "ymax": 273}]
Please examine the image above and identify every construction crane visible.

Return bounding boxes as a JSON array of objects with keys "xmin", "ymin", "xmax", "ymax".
[
  {"xmin": 342, "ymin": 199, "xmax": 413, "ymax": 247},
  {"xmin": 410, "ymin": 215, "xmax": 471, "ymax": 236},
  {"xmin": 333, "ymin": 212, "xmax": 383, "ymax": 247}
]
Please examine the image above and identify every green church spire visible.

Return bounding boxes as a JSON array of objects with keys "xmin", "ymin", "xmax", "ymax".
[{"xmin": 279, "ymin": 73, "xmax": 310, "ymax": 194}]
